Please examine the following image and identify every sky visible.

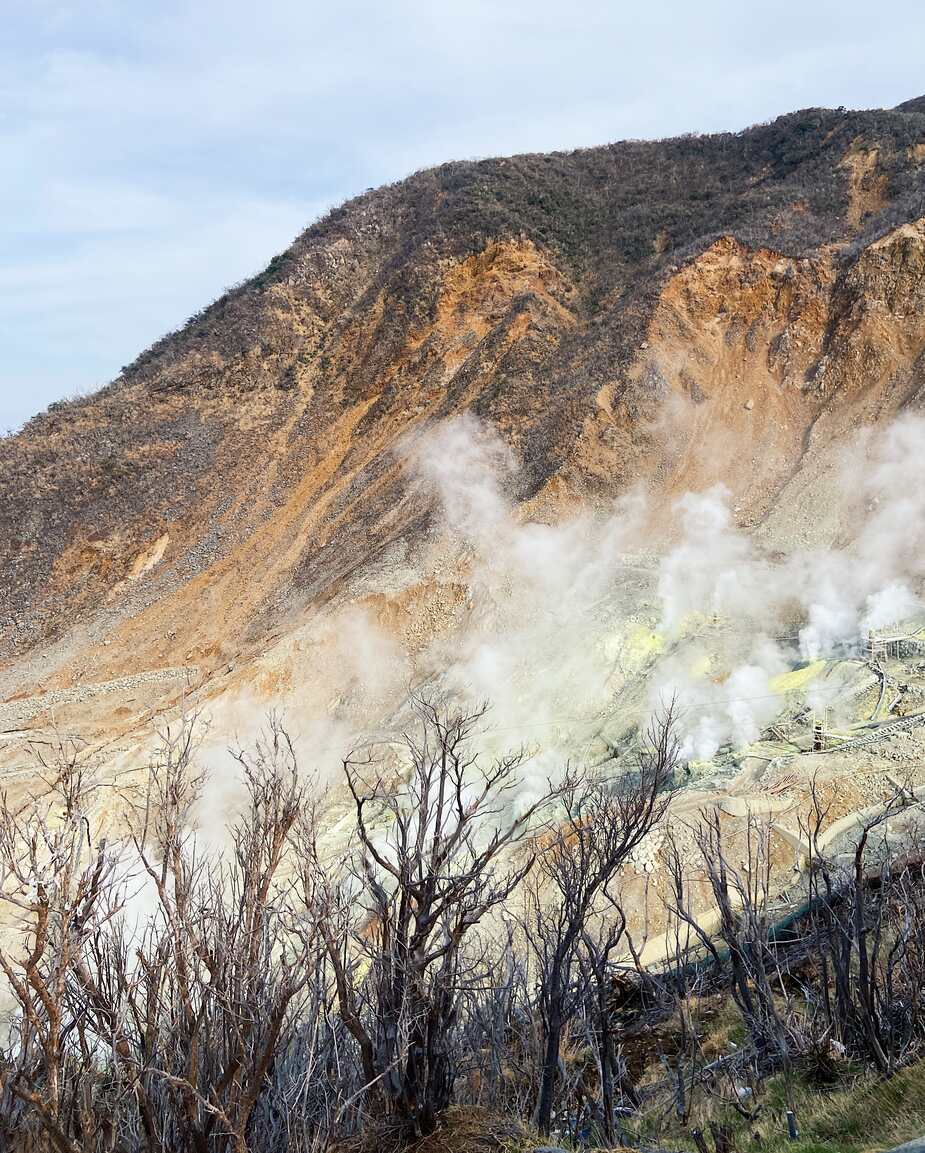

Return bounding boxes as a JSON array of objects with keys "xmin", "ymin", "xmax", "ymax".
[{"xmin": 2, "ymin": 0, "xmax": 924, "ymax": 433}]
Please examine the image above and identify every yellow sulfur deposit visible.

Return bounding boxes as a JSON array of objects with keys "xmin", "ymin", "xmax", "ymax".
[{"xmin": 768, "ymin": 660, "xmax": 827, "ymax": 696}]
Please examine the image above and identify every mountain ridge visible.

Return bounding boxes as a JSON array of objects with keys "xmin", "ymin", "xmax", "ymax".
[{"xmin": 2, "ymin": 98, "xmax": 925, "ymax": 760}]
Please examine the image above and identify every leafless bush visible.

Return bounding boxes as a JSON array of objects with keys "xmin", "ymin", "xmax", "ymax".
[
  {"xmin": 300, "ymin": 697, "xmax": 568, "ymax": 1140},
  {"xmin": 0, "ymin": 737, "xmax": 123, "ymax": 1153},
  {"xmin": 7, "ymin": 699, "xmax": 925, "ymax": 1153},
  {"xmin": 523, "ymin": 703, "xmax": 678, "ymax": 1137},
  {"xmin": 797, "ymin": 779, "xmax": 925, "ymax": 1075}
]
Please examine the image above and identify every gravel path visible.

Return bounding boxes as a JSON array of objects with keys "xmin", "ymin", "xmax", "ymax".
[{"xmin": 0, "ymin": 666, "xmax": 198, "ymax": 732}]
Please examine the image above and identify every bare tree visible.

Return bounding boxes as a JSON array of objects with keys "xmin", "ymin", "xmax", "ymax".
[
  {"xmin": 657, "ymin": 831, "xmax": 728, "ymax": 1130},
  {"xmin": 577, "ymin": 899, "xmax": 641, "ymax": 1145},
  {"xmin": 303, "ymin": 697, "xmax": 566, "ymax": 1139},
  {"xmin": 800, "ymin": 778, "xmax": 918, "ymax": 1074},
  {"xmin": 453, "ymin": 920, "xmax": 539, "ymax": 1120},
  {"xmin": 21, "ymin": 716, "xmax": 320, "ymax": 1153},
  {"xmin": 697, "ymin": 810, "xmax": 796, "ymax": 1069},
  {"xmin": 524, "ymin": 705, "xmax": 678, "ymax": 1138},
  {"xmin": 118, "ymin": 716, "xmax": 316, "ymax": 1153},
  {"xmin": 0, "ymin": 737, "xmax": 123, "ymax": 1153}
]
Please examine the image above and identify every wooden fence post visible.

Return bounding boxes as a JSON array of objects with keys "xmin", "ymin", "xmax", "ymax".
[{"xmin": 691, "ymin": 1128, "xmax": 711, "ymax": 1153}]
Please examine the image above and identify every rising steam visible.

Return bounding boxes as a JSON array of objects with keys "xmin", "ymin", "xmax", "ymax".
[
  {"xmin": 409, "ymin": 410, "xmax": 925, "ymax": 764},
  {"xmin": 185, "ymin": 408, "xmax": 925, "ymax": 815}
]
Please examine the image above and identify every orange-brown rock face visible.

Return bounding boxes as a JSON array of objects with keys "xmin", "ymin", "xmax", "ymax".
[
  {"xmin": 561, "ymin": 212, "xmax": 925, "ymax": 529},
  {"xmin": 1, "ymin": 101, "xmax": 925, "ymax": 756}
]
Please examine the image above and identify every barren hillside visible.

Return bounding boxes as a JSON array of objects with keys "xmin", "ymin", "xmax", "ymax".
[{"xmin": 2, "ymin": 97, "xmax": 925, "ymax": 842}]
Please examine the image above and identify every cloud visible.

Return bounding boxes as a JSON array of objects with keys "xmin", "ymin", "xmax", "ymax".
[{"xmin": 0, "ymin": 195, "xmax": 315, "ymax": 430}]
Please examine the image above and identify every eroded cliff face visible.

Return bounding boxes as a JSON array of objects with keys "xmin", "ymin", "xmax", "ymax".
[
  {"xmin": 1, "ymin": 102, "xmax": 925, "ymax": 762},
  {"xmin": 594, "ymin": 214, "xmax": 925, "ymax": 515}
]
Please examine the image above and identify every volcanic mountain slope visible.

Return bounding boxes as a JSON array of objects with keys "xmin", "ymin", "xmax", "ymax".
[{"xmin": 2, "ymin": 98, "xmax": 925, "ymax": 770}]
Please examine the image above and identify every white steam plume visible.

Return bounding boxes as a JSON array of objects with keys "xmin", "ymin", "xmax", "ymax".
[
  {"xmin": 411, "ymin": 411, "xmax": 925, "ymax": 768},
  {"xmin": 410, "ymin": 414, "xmax": 650, "ymax": 781}
]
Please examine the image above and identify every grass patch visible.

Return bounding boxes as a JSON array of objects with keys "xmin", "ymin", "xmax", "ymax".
[
  {"xmin": 778, "ymin": 1060, "xmax": 925, "ymax": 1152},
  {"xmin": 677, "ymin": 1059, "xmax": 925, "ymax": 1152}
]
